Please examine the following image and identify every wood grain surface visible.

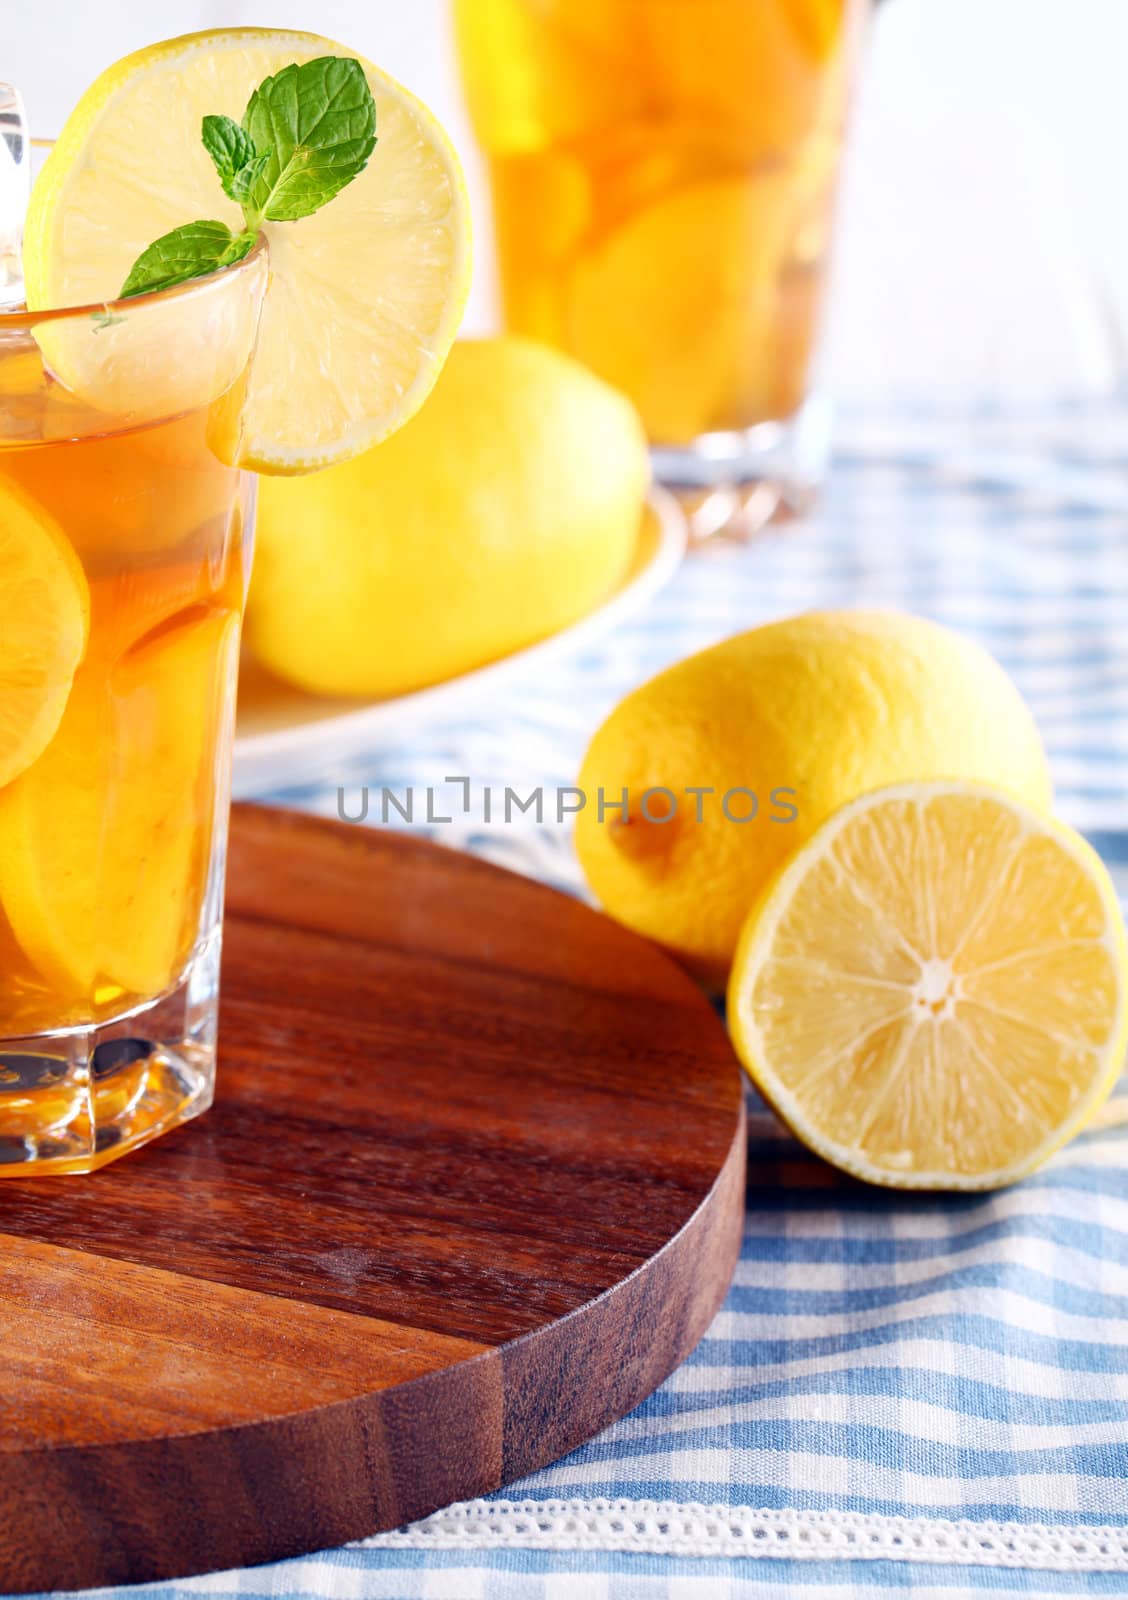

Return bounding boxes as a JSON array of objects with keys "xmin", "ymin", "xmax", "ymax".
[{"xmin": 0, "ymin": 804, "xmax": 746, "ymax": 1593}]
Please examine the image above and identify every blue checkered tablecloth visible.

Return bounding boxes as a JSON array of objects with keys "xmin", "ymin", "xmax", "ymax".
[{"xmin": 46, "ymin": 400, "xmax": 1128, "ymax": 1599}]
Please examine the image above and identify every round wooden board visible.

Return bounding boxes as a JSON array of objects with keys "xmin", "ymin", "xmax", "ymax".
[{"xmin": 0, "ymin": 805, "xmax": 746, "ymax": 1594}]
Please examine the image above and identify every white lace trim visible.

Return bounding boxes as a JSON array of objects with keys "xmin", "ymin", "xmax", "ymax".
[{"xmin": 358, "ymin": 1498, "xmax": 1128, "ymax": 1572}]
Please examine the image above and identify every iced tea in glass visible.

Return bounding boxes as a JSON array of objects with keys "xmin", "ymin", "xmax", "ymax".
[
  {"xmin": 455, "ymin": 0, "xmax": 867, "ymax": 508},
  {"xmin": 0, "ymin": 242, "xmax": 267, "ymax": 1173}
]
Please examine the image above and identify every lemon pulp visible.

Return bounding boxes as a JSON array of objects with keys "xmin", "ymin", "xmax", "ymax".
[{"xmin": 728, "ymin": 781, "xmax": 1128, "ymax": 1189}]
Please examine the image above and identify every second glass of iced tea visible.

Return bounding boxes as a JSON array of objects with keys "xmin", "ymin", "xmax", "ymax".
[
  {"xmin": 455, "ymin": 0, "xmax": 868, "ymax": 526},
  {"xmin": 0, "ymin": 241, "xmax": 267, "ymax": 1174}
]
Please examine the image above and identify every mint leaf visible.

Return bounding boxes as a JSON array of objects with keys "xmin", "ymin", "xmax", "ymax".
[
  {"xmin": 119, "ymin": 220, "xmax": 255, "ymax": 299},
  {"xmin": 229, "ymin": 149, "xmax": 271, "ymax": 206},
  {"xmin": 241, "ymin": 56, "xmax": 376, "ymax": 223},
  {"xmin": 201, "ymin": 114, "xmax": 257, "ymax": 200}
]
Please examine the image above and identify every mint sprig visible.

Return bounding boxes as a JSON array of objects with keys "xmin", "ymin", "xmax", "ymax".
[
  {"xmin": 119, "ymin": 56, "xmax": 377, "ymax": 300},
  {"xmin": 120, "ymin": 219, "xmax": 256, "ymax": 298}
]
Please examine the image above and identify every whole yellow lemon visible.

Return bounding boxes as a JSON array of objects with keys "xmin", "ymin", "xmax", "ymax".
[
  {"xmin": 246, "ymin": 337, "xmax": 649, "ymax": 697},
  {"xmin": 575, "ymin": 610, "xmax": 1052, "ymax": 987}
]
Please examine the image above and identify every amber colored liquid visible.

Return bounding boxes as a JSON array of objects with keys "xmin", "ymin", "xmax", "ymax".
[
  {"xmin": 0, "ymin": 384, "xmax": 248, "ymax": 1041},
  {"xmin": 455, "ymin": 0, "xmax": 864, "ymax": 443}
]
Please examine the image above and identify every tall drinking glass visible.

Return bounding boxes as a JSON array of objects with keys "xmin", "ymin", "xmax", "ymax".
[
  {"xmin": 454, "ymin": 0, "xmax": 868, "ymax": 531},
  {"xmin": 0, "ymin": 234, "xmax": 268, "ymax": 1174}
]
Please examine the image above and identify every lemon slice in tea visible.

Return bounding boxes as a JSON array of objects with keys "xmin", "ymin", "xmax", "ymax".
[
  {"xmin": 0, "ymin": 610, "xmax": 239, "ymax": 1002},
  {"xmin": 0, "ymin": 480, "xmax": 88, "ymax": 789}
]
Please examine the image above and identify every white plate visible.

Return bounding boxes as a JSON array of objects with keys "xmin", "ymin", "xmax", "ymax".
[{"xmin": 232, "ymin": 486, "xmax": 687, "ymax": 797}]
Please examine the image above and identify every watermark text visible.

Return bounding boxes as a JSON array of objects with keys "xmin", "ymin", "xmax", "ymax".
[{"xmin": 337, "ymin": 779, "xmax": 799, "ymax": 828}]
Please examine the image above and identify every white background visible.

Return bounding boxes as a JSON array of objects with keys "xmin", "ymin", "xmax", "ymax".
[{"xmin": 4, "ymin": 0, "xmax": 1124, "ymax": 407}]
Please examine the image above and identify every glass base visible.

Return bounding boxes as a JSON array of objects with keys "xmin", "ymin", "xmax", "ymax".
[
  {"xmin": 651, "ymin": 393, "xmax": 833, "ymax": 542},
  {"xmin": 0, "ymin": 932, "xmax": 221, "ymax": 1176}
]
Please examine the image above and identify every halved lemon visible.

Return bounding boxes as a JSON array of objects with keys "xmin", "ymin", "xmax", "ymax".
[
  {"xmin": 728, "ymin": 782, "xmax": 1128, "ymax": 1190},
  {"xmin": 0, "ymin": 480, "xmax": 89, "ymax": 788},
  {"xmin": 23, "ymin": 27, "xmax": 472, "ymax": 472}
]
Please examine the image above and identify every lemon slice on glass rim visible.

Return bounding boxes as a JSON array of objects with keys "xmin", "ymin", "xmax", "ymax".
[
  {"xmin": 728, "ymin": 781, "xmax": 1128, "ymax": 1191},
  {"xmin": 22, "ymin": 27, "xmax": 472, "ymax": 472}
]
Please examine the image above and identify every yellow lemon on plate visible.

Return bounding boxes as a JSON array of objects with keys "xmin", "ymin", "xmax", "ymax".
[
  {"xmin": 728, "ymin": 781, "xmax": 1128, "ymax": 1190},
  {"xmin": 246, "ymin": 337, "xmax": 650, "ymax": 698},
  {"xmin": 22, "ymin": 27, "xmax": 471, "ymax": 471},
  {"xmin": 575, "ymin": 611, "xmax": 1051, "ymax": 987},
  {"xmin": 0, "ymin": 481, "xmax": 89, "ymax": 789}
]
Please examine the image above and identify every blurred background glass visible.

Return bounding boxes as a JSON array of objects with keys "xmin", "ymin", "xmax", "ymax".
[{"xmin": 452, "ymin": 0, "xmax": 868, "ymax": 532}]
